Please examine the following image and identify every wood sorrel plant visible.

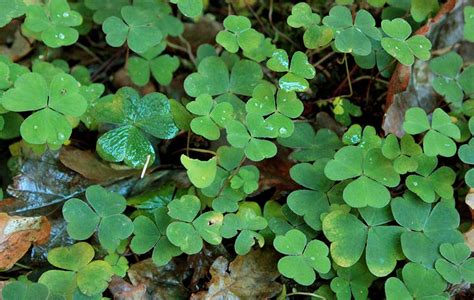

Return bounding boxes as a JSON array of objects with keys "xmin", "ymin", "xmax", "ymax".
[{"xmin": 0, "ymin": 1, "xmax": 473, "ymax": 299}]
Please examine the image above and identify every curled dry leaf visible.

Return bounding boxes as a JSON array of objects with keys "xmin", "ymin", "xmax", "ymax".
[
  {"xmin": 191, "ymin": 249, "xmax": 282, "ymax": 300},
  {"xmin": 0, "ymin": 213, "xmax": 50, "ymax": 269}
]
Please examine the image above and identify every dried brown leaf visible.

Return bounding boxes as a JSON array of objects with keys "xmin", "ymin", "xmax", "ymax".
[{"xmin": 0, "ymin": 213, "xmax": 50, "ymax": 269}]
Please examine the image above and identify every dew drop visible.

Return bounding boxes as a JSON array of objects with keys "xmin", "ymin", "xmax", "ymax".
[
  {"xmin": 57, "ymin": 133, "xmax": 65, "ymax": 140},
  {"xmin": 58, "ymin": 33, "xmax": 65, "ymax": 40},
  {"xmin": 350, "ymin": 135, "xmax": 360, "ymax": 143},
  {"xmin": 33, "ymin": 125, "xmax": 38, "ymax": 130},
  {"xmin": 413, "ymin": 181, "xmax": 418, "ymax": 186},
  {"xmin": 383, "ymin": 177, "xmax": 387, "ymax": 181},
  {"xmin": 63, "ymin": 12, "xmax": 70, "ymax": 17},
  {"xmin": 279, "ymin": 127, "xmax": 287, "ymax": 135}
]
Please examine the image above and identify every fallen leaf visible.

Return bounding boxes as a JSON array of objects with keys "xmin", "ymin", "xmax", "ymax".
[
  {"xmin": 191, "ymin": 249, "xmax": 282, "ymax": 299},
  {"xmin": 128, "ymin": 258, "xmax": 189, "ymax": 299},
  {"xmin": 187, "ymin": 245, "xmax": 231, "ymax": 291},
  {"xmin": 0, "ymin": 213, "xmax": 50, "ymax": 270},
  {"xmin": 0, "ymin": 21, "xmax": 33, "ymax": 61},
  {"xmin": 59, "ymin": 147, "xmax": 140, "ymax": 183},
  {"xmin": 108, "ymin": 276, "xmax": 147, "ymax": 300},
  {"xmin": 1, "ymin": 150, "xmax": 143, "ymax": 215}
]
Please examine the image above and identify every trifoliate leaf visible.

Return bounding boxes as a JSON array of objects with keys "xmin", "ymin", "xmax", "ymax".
[
  {"xmin": 274, "ymin": 229, "xmax": 331, "ymax": 286},
  {"xmin": 23, "ymin": 0, "xmax": 83, "ymax": 48},
  {"xmin": 102, "ymin": 5, "xmax": 163, "ymax": 53},
  {"xmin": 381, "ymin": 18, "xmax": 432, "ymax": 65},
  {"xmin": 63, "ymin": 185, "xmax": 133, "ymax": 251},
  {"xmin": 180, "ymin": 155, "xmax": 217, "ymax": 189},
  {"xmin": 391, "ymin": 194, "xmax": 463, "ymax": 267},
  {"xmin": 323, "ymin": 6, "xmax": 381, "ymax": 56},
  {"xmin": 385, "ymin": 263, "xmax": 447, "ymax": 300}
]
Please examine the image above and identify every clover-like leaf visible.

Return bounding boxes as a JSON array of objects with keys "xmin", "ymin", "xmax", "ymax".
[
  {"xmin": 184, "ymin": 56, "xmax": 263, "ymax": 97},
  {"xmin": 23, "ymin": 0, "xmax": 83, "ymax": 48},
  {"xmin": 324, "ymin": 146, "xmax": 400, "ymax": 208},
  {"xmin": 381, "ymin": 18, "xmax": 432, "ymax": 65},
  {"xmin": 278, "ymin": 122, "xmax": 342, "ymax": 162},
  {"xmin": 459, "ymin": 138, "xmax": 474, "ymax": 188},
  {"xmin": 430, "ymin": 52, "xmax": 474, "ymax": 106},
  {"xmin": 411, "ymin": 0, "xmax": 439, "ymax": 22},
  {"xmin": 39, "ymin": 243, "xmax": 114, "ymax": 298},
  {"xmin": 0, "ymin": 0, "xmax": 26, "ymax": 28},
  {"xmin": 403, "ymin": 107, "xmax": 460, "ymax": 157},
  {"xmin": 63, "ymin": 185, "xmax": 134, "ymax": 251},
  {"xmin": 230, "ymin": 165, "xmax": 260, "ymax": 194},
  {"xmin": 287, "ymin": 3, "xmax": 333, "ymax": 49},
  {"xmin": 170, "ymin": 0, "xmax": 203, "ymax": 18},
  {"xmin": 323, "ymin": 206, "xmax": 405, "ymax": 276},
  {"xmin": 180, "ymin": 155, "xmax": 217, "ymax": 189},
  {"xmin": 332, "ymin": 97, "xmax": 362, "ymax": 126},
  {"xmin": 266, "ymin": 50, "xmax": 316, "ymax": 92},
  {"xmin": 186, "ymin": 94, "xmax": 234, "ymax": 140},
  {"xmin": 406, "ymin": 166, "xmax": 455, "ymax": 203},
  {"xmin": 391, "ymin": 193, "xmax": 464, "ymax": 267},
  {"xmin": 274, "ymin": 229, "xmax": 331, "ymax": 286},
  {"xmin": 385, "ymin": 263, "xmax": 447, "ymax": 300},
  {"xmin": 95, "ymin": 87, "xmax": 178, "ymax": 168},
  {"xmin": 246, "ymin": 82, "xmax": 303, "ymax": 137},
  {"xmin": 166, "ymin": 195, "xmax": 223, "ymax": 254},
  {"xmin": 130, "ymin": 208, "xmax": 182, "ymax": 266},
  {"xmin": 216, "ymin": 15, "xmax": 264, "ymax": 54},
  {"xmin": 287, "ymin": 159, "xmax": 335, "ymax": 231},
  {"xmin": 2, "ymin": 281, "xmax": 49, "ymax": 300},
  {"xmin": 104, "ymin": 253, "xmax": 128, "ymax": 277},
  {"xmin": 84, "ymin": 0, "xmax": 129, "ymax": 24},
  {"xmin": 323, "ymin": 6, "xmax": 381, "ymax": 56},
  {"xmin": 225, "ymin": 114, "xmax": 277, "ymax": 162},
  {"xmin": 128, "ymin": 42, "xmax": 180, "ymax": 86},
  {"xmin": 382, "ymin": 134, "xmax": 422, "ymax": 174},
  {"xmin": 1, "ymin": 72, "xmax": 87, "ymax": 146},
  {"xmin": 330, "ymin": 260, "xmax": 376, "ymax": 300},
  {"xmin": 102, "ymin": 5, "xmax": 163, "ymax": 54},
  {"xmin": 220, "ymin": 202, "xmax": 267, "ymax": 255},
  {"xmin": 435, "ymin": 243, "xmax": 474, "ymax": 284}
]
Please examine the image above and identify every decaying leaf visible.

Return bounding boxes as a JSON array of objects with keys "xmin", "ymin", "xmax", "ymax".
[
  {"xmin": 0, "ymin": 213, "xmax": 50, "ymax": 269},
  {"xmin": 127, "ymin": 258, "xmax": 189, "ymax": 299},
  {"xmin": 191, "ymin": 249, "xmax": 282, "ymax": 299},
  {"xmin": 59, "ymin": 146, "xmax": 140, "ymax": 183},
  {"xmin": 108, "ymin": 276, "xmax": 147, "ymax": 300}
]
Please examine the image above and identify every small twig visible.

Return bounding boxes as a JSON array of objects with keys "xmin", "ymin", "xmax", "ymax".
[
  {"xmin": 244, "ymin": 0, "xmax": 271, "ymax": 36},
  {"xmin": 313, "ymin": 51, "xmax": 335, "ymax": 67},
  {"xmin": 352, "ymin": 75, "xmax": 389, "ymax": 85},
  {"xmin": 268, "ymin": 0, "xmax": 301, "ymax": 49},
  {"xmin": 178, "ymin": 35, "xmax": 196, "ymax": 65},
  {"xmin": 174, "ymin": 147, "xmax": 217, "ymax": 156},
  {"xmin": 75, "ymin": 42, "xmax": 103, "ymax": 63},
  {"xmin": 140, "ymin": 155, "xmax": 151, "ymax": 178}
]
